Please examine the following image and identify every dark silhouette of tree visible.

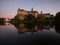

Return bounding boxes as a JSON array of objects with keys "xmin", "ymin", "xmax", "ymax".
[
  {"xmin": 23, "ymin": 14, "xmax": 36, "ymax": 29},
  {"xmin": 14, "ymin": 15, "xmax": 21, "ymax": 23},
  {"xmin": 55, "ymin": 29, "xmax": 60, "ymax": 34},
  {"xmin": 55, "ymin": 12, "xmax": 60, "ymax": 27},
  {"xmin": 55, "ymin": 12, "xmax": 60, "ymax": 33},
  {"xmin": 0, "ymin": 18, "xmax": 5, "ymax": 25},
  {"xmin": 24, "ymin": 14, "xmax": 36, "ymax": 21}
]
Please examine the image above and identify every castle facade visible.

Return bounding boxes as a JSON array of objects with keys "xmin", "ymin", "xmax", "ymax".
[{"xmin": 16, "ymin": 8, "xmax": 54, "ymax": 20}]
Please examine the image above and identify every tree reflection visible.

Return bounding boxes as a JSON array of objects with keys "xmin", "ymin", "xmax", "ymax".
[
  {"xmin": 14, "ymin": 22, "xmax": 37, "ymax": 35},
  {"xmin": 24, "ymin": 22, "xmax": 36, "ymax": 30},
  {"xmin": 13, "ymin": 22, "xmax": 53, "ymax": 35},
  {"xmin": 13, "ymin": 23, "xmax": 28, "ymax": 34},
  {"xmin": 55, "ymin": 27, "xmax": 60, "ymax": 33},
  {"xmin": 0, "ymin": 21, "xmax": 10, "ymax": 26}
]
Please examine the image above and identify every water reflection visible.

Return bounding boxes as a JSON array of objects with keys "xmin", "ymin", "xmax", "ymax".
[
  {"xmin": 0, "ymin": 22, "xmax": 10, "ymax": 26},
  {"xmin": 13, "ymin": 22, "xmax": 55, "ymax": 35},
  {"xmin": 14, "ymin": 23, "xmax": 28, "ymax": 34},
  {"xmin": 0, "ymin": 22, "xmax": 60, "ymax": 44},
  {"xmin": 55, "ymin": 26, "xmax": 60, "ymax": 34},
  {"xmin": 0, "ymin": 22, "xmax": 59, "ymax": 34}
]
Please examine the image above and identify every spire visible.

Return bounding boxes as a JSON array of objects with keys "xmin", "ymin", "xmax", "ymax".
[
  {"xmin": 31, "ymin": 8, "xmax": 33, "ymax": 11},
  {"xmin": 18, "ymin": 8, "xmax": 20, "ymax": 11},
  {"xmin": 17, "ymin": 8, "xmax": 20, "ymax": 14},
  {"xmin": 41, "ymin": 11, "xmax": 43, "ymax": 14}
]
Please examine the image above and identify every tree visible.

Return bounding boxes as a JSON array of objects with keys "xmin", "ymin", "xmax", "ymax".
[
  {"xmin": 55, "ymin": 12, "xmax": 60, "ymax": 26},
  {"xmin": 55, "ymin": 12, "xmax": 60, "ymax": 33},
  {"xmin": 23, "ymin": 14, "xmax": 37, "ymax": 28},
  {"xmin": 14, "ymin": 14, "xmax": 21, "ymax": 23},
  {"xmin": 23, "ymin": 14, "xmax": 36, "ymax": 22},
  {"xmin": 0, "ymin": 18, "xmax": 5, "ymax": 25}
]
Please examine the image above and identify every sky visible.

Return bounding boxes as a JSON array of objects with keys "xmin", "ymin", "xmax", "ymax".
[{"xmin": 0, "ymin": 0, "xmax": 60, "ymax": 18}]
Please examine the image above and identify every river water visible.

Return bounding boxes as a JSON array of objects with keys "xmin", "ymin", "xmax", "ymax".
[{"xmin": 0, "ymin": 22, "xmax": 60, "ymax": 45}]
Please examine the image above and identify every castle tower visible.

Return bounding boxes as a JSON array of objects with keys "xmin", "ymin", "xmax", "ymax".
[
  {"xmin": 17, "ymin": 8, "xmax": 21, "ymax": 14},
  {"xmin": 31, "ymin": 8, "xmax": 33, "ymax": 11},
  {"xmin": 41, "ymin": 11, "xmax": 43, "ymax": 14},
  {"xmin": 18, "ymin": 8, "xmax": 20, "ymax": 10}
]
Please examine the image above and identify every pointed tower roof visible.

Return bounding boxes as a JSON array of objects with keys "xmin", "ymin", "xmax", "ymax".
[
  {"xmin": 17, "ymin": 8, "xmax": 20, "ymax": 11},
  {"xmin": 31, "ymin": 8, "xmax": 33, "ymax": 11}
]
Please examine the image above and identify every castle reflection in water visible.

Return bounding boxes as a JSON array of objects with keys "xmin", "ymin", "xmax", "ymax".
[
  {"xmin": 0, "ymin": 22, "xmax": 56, "ymax": 35},
  {"xmin": 12, "ymin": 22, "xmax": 55, "ymax": 34}
]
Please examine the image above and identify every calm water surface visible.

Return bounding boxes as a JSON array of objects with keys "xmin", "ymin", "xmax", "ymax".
[{"xmin": 0, "ymin": 22, "xmax": 60, "ymax": 44}]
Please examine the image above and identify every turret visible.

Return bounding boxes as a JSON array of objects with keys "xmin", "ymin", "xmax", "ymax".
[
  {"xmin": 41, "ymin": 11, "xmax": 43, "ymax": 14},
  {"xmin": 18, "ymin": 8, "xmax": 20, "ymax": 11},
  {"xmin": 31, "ymin": 8, "xmax": 33, "ymax": 11},
  {"xmin": 17, "ymin": 8, "xmax": 20, "ymax": 14}
]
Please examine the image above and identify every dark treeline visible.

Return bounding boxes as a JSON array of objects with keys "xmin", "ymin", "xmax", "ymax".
[
  {"xmin": 54, "ymin": 12, "xmax": 60, "ymax": 33},
  {"xmin": 10, "ymin": 14, "xmax": 54, "ymax": 25},
  {"xmin": 0, "ymin": 18, "xmax": 5, "ymax": 25}
]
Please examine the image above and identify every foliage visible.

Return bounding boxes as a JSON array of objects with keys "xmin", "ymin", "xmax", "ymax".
[
  {"xmin": 0, "ymin": 18, "xmax": 5, "ymax": 25},
  {"xmin": 23, "ymin": 14, "xmax": 36, "ymax": 22},
  {"xmin": 55, "ymin": 12, "xmax": 60, "ymax": 25},
  {"xmin": 14, "ymin": 14, "xmax": 21, "ymax": 23},
  {"xmin": 54, "ymin": 12, "xmax": 60, "ymax": 30},
  {"xmin": 0, "ymin": 18, "xmax": 5, "ymax": 22}
]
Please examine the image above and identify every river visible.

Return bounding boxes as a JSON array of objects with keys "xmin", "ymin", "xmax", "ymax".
[{"xmin": 0, "ymin": 22, "xmax": 60, "ymax": 45}]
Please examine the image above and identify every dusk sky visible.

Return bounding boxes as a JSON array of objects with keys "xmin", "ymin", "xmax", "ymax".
[{"xmin": 0, "ymin": 0, "xmax": 60, "ymax": 18}]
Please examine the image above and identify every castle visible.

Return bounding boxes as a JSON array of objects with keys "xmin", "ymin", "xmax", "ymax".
[
  {"xmin": 17, "ymin": 8, "xmax": 53, "ymax": 20},
  {"xmin": 17, "ymin": 8, "xmax": 39, "ymax": 20}
]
